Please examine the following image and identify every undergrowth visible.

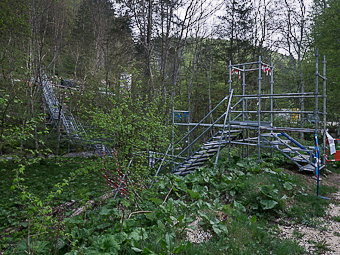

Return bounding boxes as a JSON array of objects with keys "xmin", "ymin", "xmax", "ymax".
[{"xmin": 0, "ymin": 153, "xmax": 336, "ymax": 254}]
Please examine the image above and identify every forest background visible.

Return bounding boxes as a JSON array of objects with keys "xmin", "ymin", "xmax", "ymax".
[
  {"xmin": 1, "ymin": 1, "xmax": 340, "ymax": 254},
  {"xmin": 0, "ymin": 0, "xmax": 339, "ymax": 159}
]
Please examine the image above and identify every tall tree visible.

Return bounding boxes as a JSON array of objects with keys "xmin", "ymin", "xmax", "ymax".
[
  {"xmin": 219, "ymin": 0, "xmax": 254, "ymax": 63},
  {"xmin": 311, "ymin": 0, "xmax": 340, "ymax": 121},
  {"xmin": 279, "ymin": 0, "xmax": 308, "ymax": 137}
]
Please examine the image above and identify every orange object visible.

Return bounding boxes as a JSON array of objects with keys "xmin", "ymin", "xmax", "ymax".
[
  {"xmin": 326, "ymin": 138, "xmax": 340, "ymax": 164},
  {"xmin": 334, "ymin": 150, "xmax": 340, "ymax": 161}
]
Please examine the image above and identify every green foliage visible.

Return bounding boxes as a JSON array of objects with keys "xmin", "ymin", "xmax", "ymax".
[
  {"xmin": 287, "ymin": 194, "xmax": 329, "ymax": 224},
  {"xmin": 327, "ymin": 162, "xmax": 340, "ymax": 174},
  {"xmin": 0, "ymin": 157, "xmax": 106, "ymax": 254},
  {"xmin": 3, "ymin": 154, "xmax": 334, "ymax": 254},
  {"xmin": 311, "ymin": 0, "xmax": 340, "ymax": 120},
  {"xmin": 87, "ymin": 95, "xmax": 170, "ymax": 162},
  {"xmin": 332, "ymin": 216, "xmax": 340, "ymax": 223}
]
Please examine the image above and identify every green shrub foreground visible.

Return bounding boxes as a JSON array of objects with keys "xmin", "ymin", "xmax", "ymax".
[{"xmin": 0, "ymin": 154, "xmax": 337, "ymax": 254}]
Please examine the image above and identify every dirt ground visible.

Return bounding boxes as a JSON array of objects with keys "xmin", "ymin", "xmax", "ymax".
[{"xmin": 278, "ymin": 170, "xmax": 340, "ymax": 255}]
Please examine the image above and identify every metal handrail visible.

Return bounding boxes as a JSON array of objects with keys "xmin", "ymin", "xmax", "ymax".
[
  {"xmin": 230, "ymin": 97, "xmax": 243, "ymax": 110},
  {"xmin": 173, "ymin": 94, "xmax": 230, "ymax": 147},
  {"xmin": 164, "ymin": 90, "xmax": 235, "ymax": 172},
  {"xmin": 152, "ymin": 143, "xmax": 172, "ymax": 181},
  {"xmin": 174, "ymin": 109, "xmax": 228, "ymax": 161},
  {"xmin": 215, "ymin": 89, "xmax": 234, "ymax": 166}
]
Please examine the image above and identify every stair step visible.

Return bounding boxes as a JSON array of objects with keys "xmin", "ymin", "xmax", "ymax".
[
  {"xmin": 213, "ymin": 135, "xmax": 237, "ymax": 140},
  {"xmin": 182, "ymin": 161, "xmax": 205, "ymax": 167},
  {"xmin": 207, "ymin": 148, "xmax": 219, "ymax": 152},
  {"xmin": 201, "ymin": 146, "xmax": 219, "ymax": 151},
  {"xmin": 177, "ymin": 165, "xmax": 200, "ymax": 172},
  {"xmin": 192, "ymin": 153, "xmax": 210, "ymax": 158},
  {"xmin": 199, "ymin": 148, "xmax": 219, "ymax": 154},
  {"xmin": 196, "ymin": 152, "xmax": 215, "ymax": 157},
  {"xmin": 299, "ymin": 164, "xmax": 315, "ymax": 172},
  {"xmin": 230, "ymin": 120, "xmax": 270, "ymax": 127},
  {"xmin": 218, "ymin": 129, "xmax": 241, "ymax": 134},
  {"xmin": 266, "ymin": 140, "xmax": 290, "ymax": 145},
  {"xmin": 243, "ymin": 137, "xmax": 258, "ymax": 141},
  {"xmin": 261, "ymin": 132, "xmax": 281, "ymax": 137},
  {"xmin": 203, "ymin": 141, "xmax": 226, "ymax": 146},
  {"xmin": 281, "ymin": 147, "xmax": 312, "ymax": 153},
  {"xmin": 201, "ymin": 147, "xmax": 219, "ymax": 152},
  {"xmin": 292, "ymin": 155, "xmax": 311, "ymax": 163},
  {"xmin": 187, "ymin": 156, "xmax": 208, "ymax": 162}
]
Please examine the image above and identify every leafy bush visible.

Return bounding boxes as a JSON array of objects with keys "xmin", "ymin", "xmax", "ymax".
[{"xmin": 2, "ymin": 153, "xmax": 333, "ymax": 254}]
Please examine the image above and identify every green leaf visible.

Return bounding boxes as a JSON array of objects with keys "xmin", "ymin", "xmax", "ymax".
[
  {"xmin": 141, "ymin": 247, "xmax": 157, "ymax": 255},
  {"xmin": 149, "ymin": 197, "xmax": 163, "ymax": 205},
  {"xmin": 146, "ymin": 211, "xmax": 156, "ymax": 221},
  {"xmin": 259, "ymin": 185, "xmax": 278, "ymax": 199},
  {"xmin": 212, "ymin": 224, "xmax": 222, "ymax": 234},
  {"xmin": 222, "ymin": 204, "xmax": 232, "ymax": 214},
  {"xmin": 198, "ymin": 211, "xmax": 210, "ymax": 221},
  {"xmin": 187, "ymin": 189, "xmax": 200, "ymax": 199},
  {"xmin": 129, "ymin": 228, "xmax": 148, "ymax": 241},
  {"xmin": 250, "ymin": 215, "xmax": 257, "ymax": 223},
  {"xmin": 178, "ymin": 214, "xmax": 184, "ymax": 223},
  {"xmin": 132, "ymin": 247, "xmax": 143, "ymax": 253},
  {"xmin": 236, "ymin": 162, "xmax": 246, "ymax": 168},
  {"xmin": 212, "ymin": 223, "xmax": 228, "ymax": 235},
  {"xmin": 260, "ymin": 199, "xmax": 278, "ymax": 210},
  {"xmin": 283, "ymin": 182, "xmax": 293, "ymax": 191},
  {"xmin": 233, "ymin": 201, "xmax": 246, "ymax": 212},
  {"xmin": 165, "ymin": 232, "xmax": 174, "ymax": 247},
  {"xmin": 114, "ymin": 232, "xmax": 128, "ymax": 244}
]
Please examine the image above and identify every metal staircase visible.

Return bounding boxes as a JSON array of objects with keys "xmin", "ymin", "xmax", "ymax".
[
  {"xmin": 155, "ymin": 90, "xmax": 242, "ymax": 176},
  {"xmin": 173, "ymin": 129, "xmax": 240, "ymax": 175},
  {"xmin": 261, "ymin": 132, "xmax": 324, "ymax": 172},
  {"xmin": 41, "ymin": 76, "xmax": 111, "ymax": 156}
]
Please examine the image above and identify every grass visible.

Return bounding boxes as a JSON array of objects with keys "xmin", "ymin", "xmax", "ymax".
[
  {"xmin": 286, "ymin": 193, "xmax": 329, "ymax": 223},
  {"xmin": 327, "ymin": 162, "xmax": 340, "ymax": 174},
  {"xmin": 333, "ymin": 216, "xmax": 340, "ymax": 222},
  {"xmin": 222, "ymin": 213, "xmax": 305, "ymax": 255},
  {"xmin": 0, "ymin": 157, "xmax": 108, "ymax": 232},
  {"xmin": 317, "ymin": 184, "xmax": 338, "ymax": 196},
  {"xmin": 293, "ymin": 229, "xmax": 304, "ymax": 239},
  {"xmin": 311, "ymin": 239, "xmax": 333, "ymax": 254},
  {"xmin": 0, "ymin": 153, "xmax": 337, "ymax": 255},
  {"xmin": 140, "ymin": 212, "xmax": 306, "ymax": 255}
]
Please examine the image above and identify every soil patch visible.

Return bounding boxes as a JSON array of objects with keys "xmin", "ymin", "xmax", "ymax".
[{"xmin": 278, "ymin": 172, "xmax": 340, "ymax": 254}]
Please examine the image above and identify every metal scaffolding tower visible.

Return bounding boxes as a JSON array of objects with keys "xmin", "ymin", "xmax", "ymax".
[{"xmin": 156, "ymin": 51, "xmax": 327, "ymax": 176}]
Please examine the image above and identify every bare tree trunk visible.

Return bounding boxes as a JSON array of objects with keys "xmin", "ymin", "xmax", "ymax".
[
  {"xmin": 187, "ymin": 46, "xmax": 199, "ymax": 120},
  {"xmin": 207, "ymin": 56, "xmax": 213, "ymax": 123}
]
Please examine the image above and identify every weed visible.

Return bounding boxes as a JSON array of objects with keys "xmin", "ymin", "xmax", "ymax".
[
  {"xmin": 0, "ymin": 155, "xmax": 322, "ymax": 255},
  {"xmin": 326, "ymin": 162, "xmax": 340, "ymax": 174},
  {"xmin": 317, "ymin": 184, "xmax": 338, "ymax": 196},
  {"xmin": 293, "ymin": 229, "xmax": 304, "ymax": 239},
  {"xmin": 287, "ymin": 194, "xmax": 329, "ymax": 223},
  {"xmin": 312, "ymin": 239, "xmax": 333, "ymax": 254},
  {"xmin": 332, "ymin": 216, "xmax": 340, "ymax": 222}
]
